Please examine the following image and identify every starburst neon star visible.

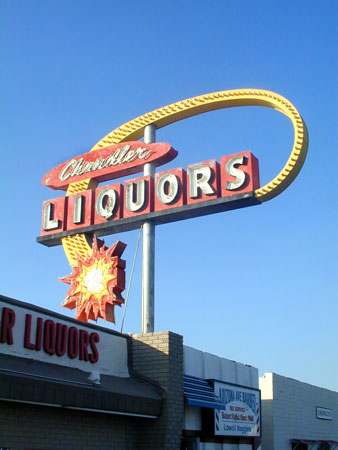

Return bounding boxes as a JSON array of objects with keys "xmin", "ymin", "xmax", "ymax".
[
  {"xmin": 84, "ymin": 267, "xmax": 104, "ymax": 293},
  {"xmin": 59, "ymin": 236, "xmax": 126, "ymax": 323}
]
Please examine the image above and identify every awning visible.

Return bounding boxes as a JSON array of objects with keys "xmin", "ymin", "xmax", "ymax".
[
  {"xmin": 0, "ymin": 354, "xmax": 163, "ymax": 418},
  {"xmin": 184, "ymin": 374, "xmax": 224, "ymax": 409},
  {"xmin": 291, "ymin": 439, "xmax": 338, "ymax": 449}
]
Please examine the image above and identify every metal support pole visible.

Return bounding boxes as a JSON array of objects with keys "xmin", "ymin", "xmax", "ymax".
[{"xmin": 142, "ymin": 124, "xmax": 156, "ymax": 333}]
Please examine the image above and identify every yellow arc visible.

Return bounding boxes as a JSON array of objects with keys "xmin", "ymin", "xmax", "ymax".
[{"xmin": 62, "ymin": 88, "xmax": 308, "ymax": 266}]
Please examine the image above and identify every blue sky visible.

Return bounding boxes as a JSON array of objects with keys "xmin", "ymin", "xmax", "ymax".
[{"xmin": 1, "ymin": 0, "xmax": 337, "ymax": 391}]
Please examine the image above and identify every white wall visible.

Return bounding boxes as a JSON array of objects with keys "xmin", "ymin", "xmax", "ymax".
[
  {"xmin": 259, "ymin": 373, "xmax": 274, "ymax": 450},
  {"xmin": 259, "ymin": 372, "xmax": 338, "ymax": 450},
  {"xmin": 184, "ymin": 345, "xmax": 258, "ymax": 388}
]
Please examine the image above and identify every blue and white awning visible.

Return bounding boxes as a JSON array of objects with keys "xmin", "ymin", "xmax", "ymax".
[{"xmin": 184, "ymin": 374, "xmax": 225, "ymax": 409}]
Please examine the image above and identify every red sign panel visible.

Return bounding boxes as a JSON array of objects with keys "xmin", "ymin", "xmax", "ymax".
[
  {"xmin": 42, "ymin": 141, "xmax": 177, "ymax": 190},
  {"xmin": 39, "ymin": 151, "xmax": 260, "ymax": 241}
]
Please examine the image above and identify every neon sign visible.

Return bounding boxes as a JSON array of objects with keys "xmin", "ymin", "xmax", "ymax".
[
  {"xmin": 39, "ymin": 150, "xmax": 259, "ymax": 245},
  {"xmin": 37, "ymin": 89, "xmax": 308, "ymax": 324}
]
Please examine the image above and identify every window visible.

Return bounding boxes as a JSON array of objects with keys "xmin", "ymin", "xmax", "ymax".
[{"xmin": 292, "ymin": 443, "xmax": 308, "ymax": 450}]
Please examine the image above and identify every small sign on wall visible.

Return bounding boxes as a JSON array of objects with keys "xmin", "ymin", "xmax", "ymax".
[
  {"xmin": 316, "ymin": 407, "xmax": 332, "ymax": 421},
  {"xmin": 213, "ymin": 381, "xmax": 261, "ymax": 437}
]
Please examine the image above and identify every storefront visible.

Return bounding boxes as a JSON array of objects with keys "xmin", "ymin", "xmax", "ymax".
[
  {"xmin": 182, "ymin": 346, "xmax": 261, "ymax": 450},
  {"xmin": 3, "ymin": 296, "xmax": 337, "ymax": 450},
  {"xmin": 1, "ymin": 295, "xmax": 263, "ymax": 450},
  {"xmin": 0, "ymin": 295, "xmax": 164, "ymax": 449}
]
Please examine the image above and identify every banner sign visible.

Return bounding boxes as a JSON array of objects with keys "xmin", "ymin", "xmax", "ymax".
[
  {"xmin": 0, "ymin": 299, "xmax": 129, "ymax": 377},
  {"xmin": 213, "ymin": 381, "xmax": 261, "ymax": 437}
]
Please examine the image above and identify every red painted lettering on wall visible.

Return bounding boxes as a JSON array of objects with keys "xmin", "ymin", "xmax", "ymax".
[
  {"xmin": 79, "ymin": 330, "xmax": 90, "ymax": 361},
  {"xmin": 55, "ymin": 323, "xmax": 67, "ymax": 356},
  {"xmin": 0, "ymin": 307, "xmax": 16, "ymax": 345},
  {"xmin": 21, "ymin": 314, "xmax": 99, "ymax": 363},
  {"xmin": 68, "ymin": 326, "xmax": 79, "ymax": 359},
  {"xmin": 35, "ymin": 317, "xmax": 43, "ymax": 351},
  {"xmin": 24, "ymin": 314, "xmax": 35, "ymax": 349},
  {"xmin": 89, "ymin": 333, "xmax": 99, "ymax": 363},
  {"xmin": 43, "ymin": 320, "xmax": 56, "ymax": 355}
]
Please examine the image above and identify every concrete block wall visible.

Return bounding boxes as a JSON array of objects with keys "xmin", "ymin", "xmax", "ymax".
[
  {"xmin": 259, "ymin": 373, "xmax": 275, "ymax": 450},
  {"xmin": 129, "ymin": 331, "xmax": 184, "ymax": 450},
  {"xmin": 0, "ymin": 400, "xmax": 140, "ymax": 450},
  {"xmin": 260, "ymin": 373, "xmax": 338, "ymax": 450}
]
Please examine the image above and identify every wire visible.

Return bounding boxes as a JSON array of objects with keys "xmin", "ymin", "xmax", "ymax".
[{"xmin": 120, "ymin": 227, "xmax": 142, "ymax": 333}]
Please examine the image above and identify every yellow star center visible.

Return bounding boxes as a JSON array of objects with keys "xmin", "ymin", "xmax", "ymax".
[
  {"xmin": 84, "ymin": 267, "xmax": 104, "ymax": 293},
  {"xmin": 71, "ymin": 259, "xmax": 116, "ymax": 305}
]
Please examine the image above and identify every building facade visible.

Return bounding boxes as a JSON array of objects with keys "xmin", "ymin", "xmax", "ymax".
[
  {"xmin": 259, "ymin": 373, "xmax": 338, "ymax": 450},
  {"xmin": 1, "ymin": 295, "xmax": 262, "ymax": 450},
  {"xmin": 182, "ymin": 346, "xmax": 261, "ymax": 450}
]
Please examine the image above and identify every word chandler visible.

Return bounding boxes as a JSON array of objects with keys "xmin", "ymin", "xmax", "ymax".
[
  {"xmin": 39, "ymin": 151, "xmax": 259, "ymax": 243},
  {"xmin": 42, "ymin": 141, "xmax": 177, "ymax": 190}
]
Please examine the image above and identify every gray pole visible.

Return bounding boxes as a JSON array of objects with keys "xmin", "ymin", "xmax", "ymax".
[{"xmin": 142, "ymin": 124, "xmax": 156, "ymax": 333}]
